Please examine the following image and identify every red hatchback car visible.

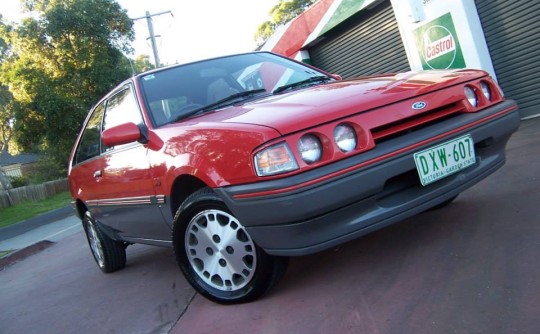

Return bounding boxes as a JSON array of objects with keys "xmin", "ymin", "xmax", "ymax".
[{"xmin": 68, "ymin": 52, "xmax": 519, "ymax": 304}]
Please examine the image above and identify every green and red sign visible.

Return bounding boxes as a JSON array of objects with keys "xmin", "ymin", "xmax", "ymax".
[{"xmin": 414, "ymin": 12, "xmax": 466, "ymax": 70}]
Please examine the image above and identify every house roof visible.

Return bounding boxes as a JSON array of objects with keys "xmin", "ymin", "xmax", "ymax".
[{"xmin": 0, "ymin": 152, "xmax": 39, "ymax": 166}]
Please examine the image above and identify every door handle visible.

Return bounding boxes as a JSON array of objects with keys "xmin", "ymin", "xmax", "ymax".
[{"xmin": 93, "ymin": 170, "xmax": 102, "ymax": 178}]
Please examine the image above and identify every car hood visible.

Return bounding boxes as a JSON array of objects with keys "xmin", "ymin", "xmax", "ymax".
[{"xmin": 197, "ymin": 69, "xmax": 488, "ymax": 135}]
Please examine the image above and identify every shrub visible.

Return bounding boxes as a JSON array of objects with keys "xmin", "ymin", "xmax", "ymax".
[
  {"xmin": 27, "ymin": 157, "xmax": 67, "ymax": 184},
  {"xmin": 8, "ymin": 175, "xmax": 30, "ymax": 188}
]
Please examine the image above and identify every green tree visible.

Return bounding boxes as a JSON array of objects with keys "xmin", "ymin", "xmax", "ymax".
[
  {"xmin": 0, "ymin": 86, "xmax": 20, "ymax": 155},
  {"xmin": 0, "ymin": 0, "xmax": 134, "ymax": 171},
  {"xmin": 0, "ymin": 16, "xmax": 15, "ymax": 191},
  {"xmin": 0, "ymin": 16, "xmax": 7, "ymax": 60},
  {"xmin": 133, "ymin": 54, "xmax": 156, "ymax": 74},
  {"xmin": 255, "ymin": 0, "xmax": 316, "ymax": 45},
  {"xmin": 0, "ymin": 16, "xmax": 17, "ymax": 157}
]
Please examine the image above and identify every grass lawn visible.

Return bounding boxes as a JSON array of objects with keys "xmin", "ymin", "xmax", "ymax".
[
  {"xmin": 0, "ymin": 250, "xmax": 14, "ymax": 257},
  {"xmin": 0, "ymin": 191, "xmax": 72, "ymax": 229}
]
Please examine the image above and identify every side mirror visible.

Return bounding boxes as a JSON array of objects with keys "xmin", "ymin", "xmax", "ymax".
[
  {"xmin": 331, "ymin": 74, "xmax": 343, "ymax": 81},
  {"xmin": 102, "ymin": 122, "xmax": 145, "ymax": 147}
]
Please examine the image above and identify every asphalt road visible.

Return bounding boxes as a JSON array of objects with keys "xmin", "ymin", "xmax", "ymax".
[{"xmin": 1, "ymin": 117, "xmax": 539, "ymax": 334}]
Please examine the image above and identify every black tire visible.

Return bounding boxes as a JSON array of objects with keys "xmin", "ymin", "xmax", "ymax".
[
  {"xmin": 172, "ymin": 187, "xmax": 288, "ymax": 304},
  {"xmin": 82, "ymin": 211, "xmax": 127, "ymax": 273}
]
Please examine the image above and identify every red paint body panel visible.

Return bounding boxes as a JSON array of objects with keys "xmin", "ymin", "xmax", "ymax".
[
  {"xmin": 69, "ymin": 67, "xmax": 499, "ymax": 199},
  {"xmin": 194, "ymin": 70, "xmax": 490, "ymax": 134},
  {"xmin": 173, "ymin": 70, "xmax": 500, "ymax": 184},
  {"xmin": 146, "ymin": 123, "xmax": 280, "ymax": 190}
]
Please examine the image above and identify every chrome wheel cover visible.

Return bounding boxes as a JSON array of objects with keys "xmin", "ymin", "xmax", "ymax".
[
  {"xmin": 86, "ymin": 219, "xmax": 105, "ymax": 268},
  {"xmin": 185, "ymin": 209, "xmax": 257, "ymax": 291}
]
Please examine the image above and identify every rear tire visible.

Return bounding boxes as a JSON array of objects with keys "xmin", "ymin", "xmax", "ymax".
[
  {"xmin": 172, "ymin": 188, "xmax": 288, "ymax": 304},
  {"xmin": 82, "ymin": 211, "xmax": 126, "ymax": 273}
]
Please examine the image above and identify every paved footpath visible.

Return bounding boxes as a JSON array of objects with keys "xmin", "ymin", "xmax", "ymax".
[
  {"xmin": 0, "ymin": 215, "xmax": 80, "ymax": 252},
  {"xmin": 0, "ymin": 206, "xmax": 80, "ymax": 268}
]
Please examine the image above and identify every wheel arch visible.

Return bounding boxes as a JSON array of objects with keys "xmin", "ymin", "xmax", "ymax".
[
  {"xmin": 74, "ymin": 199, "xmax": 88, "ymax": 220},
  {"xmin": 169, "ymin": 174, "xmax": 208, "ymax": 219}
]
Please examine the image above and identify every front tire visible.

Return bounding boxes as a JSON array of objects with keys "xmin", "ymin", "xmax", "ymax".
[
  {"xmin": 82, "ymin": 211, "xmax": 126, "ymax": 273},
  {"xmin": 172, "ymin": 188, "xmax": 288, "ymax": 304}
]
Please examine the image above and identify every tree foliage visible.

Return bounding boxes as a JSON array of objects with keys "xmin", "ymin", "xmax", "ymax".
[
  {"xmin": 0, "ymin": 16, "xmax": 17, "ymax": 157},
  {"xmin": 0, "ymin": 0, "xmax": 134, "ymax": 170},
  {"xmin": 255, "ymin": 0, "xmax": 316, "ymax": 45},
  {"xmin": 0, "ymin": 85, "xmax": 21, "ymax": 155},
  {"xmin": 133, "ymin": 54, "xmax": 156, "ymax": 74}
]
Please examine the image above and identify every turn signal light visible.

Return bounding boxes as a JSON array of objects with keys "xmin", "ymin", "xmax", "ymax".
[{"xmin": 255, "ymin": 143, "xmax": 298, "ymax": 176}]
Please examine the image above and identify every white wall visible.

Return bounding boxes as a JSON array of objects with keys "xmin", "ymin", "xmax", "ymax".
[{"xmin": 390, "ymin": 0, "xmax": 497, "ymax": 80}]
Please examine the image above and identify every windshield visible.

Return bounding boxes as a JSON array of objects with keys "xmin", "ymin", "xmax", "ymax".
[{"xmin": 138, "ymin": 52, "xmax": 330, "ymax": 126}]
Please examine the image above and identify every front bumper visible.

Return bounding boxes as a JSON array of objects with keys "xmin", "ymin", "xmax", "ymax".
[{"xmin": 215, "ymin": 100, "xmax": 520, "ymax": 256}]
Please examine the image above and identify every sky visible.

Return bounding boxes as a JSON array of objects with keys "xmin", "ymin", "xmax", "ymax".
[{"xmin": 0, "ymin": 0, "xmax": 278, "ymax": 65}]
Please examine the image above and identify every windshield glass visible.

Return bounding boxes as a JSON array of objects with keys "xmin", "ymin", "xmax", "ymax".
[{"xmin": 138, "ymin": 52, "xmax": 329, "ymax": 126}]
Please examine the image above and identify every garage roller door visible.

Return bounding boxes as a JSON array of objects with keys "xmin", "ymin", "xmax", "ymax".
[
  {"xmin": 475, "ymin": 0, "xmax": 540, "ymax": 119},
  {"xmin": 309, "ymin": 0, "xmax": 409, "ymax": 79}
]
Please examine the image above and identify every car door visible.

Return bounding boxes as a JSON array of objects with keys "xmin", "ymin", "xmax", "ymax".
[
  {"xmin": 70, "ymin": 101, "xmax": 107, "ymax": 208},
  {"xmin": 74, "ymin": 85, "xmax": 171, "ymax": 242}
]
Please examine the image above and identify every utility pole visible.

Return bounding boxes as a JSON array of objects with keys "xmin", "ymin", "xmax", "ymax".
[{"xmin": 132, "ymin": 10, "xmax": 173, "ymax": 68}]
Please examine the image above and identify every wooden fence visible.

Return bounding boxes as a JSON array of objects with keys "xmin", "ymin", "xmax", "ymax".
[{"xmin": 0, "ymin": 178, "xmax": 69, "ymax": 209}]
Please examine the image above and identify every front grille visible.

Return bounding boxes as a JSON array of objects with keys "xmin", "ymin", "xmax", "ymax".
[{"xmin": 371, "ymin": 102, "xmax": 465, "ymax": 144}]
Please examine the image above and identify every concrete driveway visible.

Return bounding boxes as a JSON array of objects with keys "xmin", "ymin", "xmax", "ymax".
[{"xmin": 1, "ymin": 117, "xmax": 539, "ymax": 334}]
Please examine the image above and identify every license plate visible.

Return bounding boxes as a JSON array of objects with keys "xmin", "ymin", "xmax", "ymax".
[{"xmin": 414, "ymin": 135, "xmax": 476, "ymax": 186}]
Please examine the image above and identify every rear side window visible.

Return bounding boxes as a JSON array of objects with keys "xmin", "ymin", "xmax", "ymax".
[{"xmin": 74, "ymin": 103, "xmax": 105, "ymax": 165}]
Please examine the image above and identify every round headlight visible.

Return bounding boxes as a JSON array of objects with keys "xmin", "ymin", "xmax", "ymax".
[
  {"xmin": 298, "ymin": 134, "xmax": 322, "ymax": 164},
  {"xmin": 480, "ymin": 82, "xmax": 491, "ymax": 101},
  {"xmin": 334, "ymin": 124, "xmax": 357, "ymax": 152},
  {"xmin": 464, "ymin": 86, "xmax": 478, "ymax": 107}
]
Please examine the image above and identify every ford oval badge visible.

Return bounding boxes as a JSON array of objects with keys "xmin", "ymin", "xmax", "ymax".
[{"xmin": 412, "ymin": 101, "xmax": 427, "ymax": 110}]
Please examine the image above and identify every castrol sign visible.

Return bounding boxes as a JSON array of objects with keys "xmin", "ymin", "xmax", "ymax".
[
  {"xmin": 424, "ymin": 29, "xmax": 455, "ymax": 62},
  {"xmin": 414, "ymin": 13, "xmax": 465, "ymax": 70}
]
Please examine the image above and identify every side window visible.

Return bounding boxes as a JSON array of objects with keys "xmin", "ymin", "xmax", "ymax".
[
  {"xmin": 74, "ymin": 103, "xmax": 105, "ymax": 165},
  {"xmin": 102, "ymin": 86, "xmax": 144, "ymax": 151}
]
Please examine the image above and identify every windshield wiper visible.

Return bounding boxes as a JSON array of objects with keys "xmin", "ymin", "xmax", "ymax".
[
  {"xmin": 172, "ymin": 88, "xmax": 267, "ymax": 122},
  {"xmin": 273, "ymin": 76, "xmax": 331, "ymax": 94}
]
